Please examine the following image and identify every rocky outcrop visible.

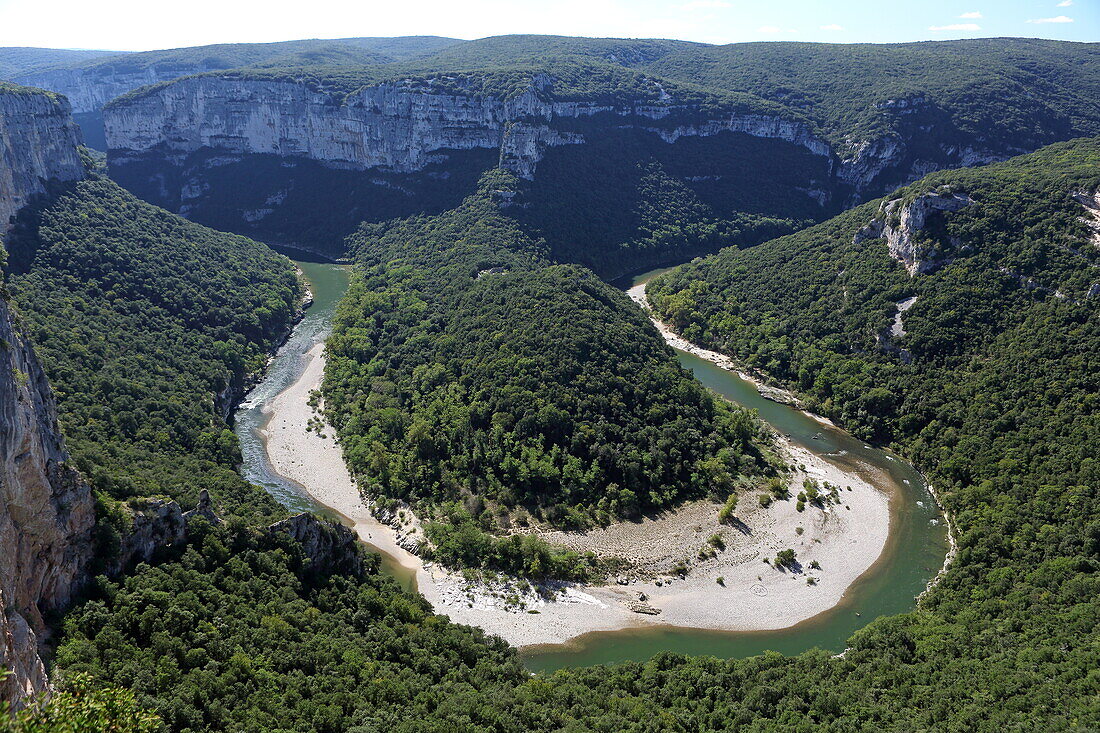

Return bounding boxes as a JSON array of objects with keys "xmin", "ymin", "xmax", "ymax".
[
  {"xmin": 837, "ymin": 96, "xmax": 1014, "ymax": 196},
  {"xmin": 268, "ymin": 513, "xmax": 363, "ymax": 577},
  {"xmin": 0, "ymin": 295, "xmax": 95, "ymax": 708},
  {"xmin": 855, "ymin": 190, "xmax": 973, "ymax": 275},
  {"xmin": 1072, "ymin": 189, "xmax": 1100, "ymax": 248},
  {"xmin": 108, "ymin": 490, "xmax": 223, "ymax": 576},
  {"xmin": 0, "ymin": 87, "xmax": 84, "ymax": 232},
  {"xmin": 15, "ymin": 63, "xmax": 230, "ymax": 115},
  {"xmin": 104, "ymin": 74, "xmax": 832, "ymax": 182}
]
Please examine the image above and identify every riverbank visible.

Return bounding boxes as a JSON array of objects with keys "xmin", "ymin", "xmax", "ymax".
[
  {"xmin": 258, "ymin": 287, "xmax": 894, "ymax": 648},
  {"xmin": 626, "ymin": 282, "xmax": 844, "ymax": 428}
]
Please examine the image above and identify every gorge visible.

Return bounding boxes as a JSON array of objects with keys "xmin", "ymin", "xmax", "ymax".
[{"xmin": 0, "ymin": 32, "xmax": 1097, "ymax": 732}]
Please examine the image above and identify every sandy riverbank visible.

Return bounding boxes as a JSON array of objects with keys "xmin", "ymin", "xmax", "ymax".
[{"xmin": 261, "ymin": 297, "xmax": 892, "ymax": 647}]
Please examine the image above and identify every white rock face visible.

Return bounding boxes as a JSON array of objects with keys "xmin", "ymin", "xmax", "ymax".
[
  {"xmin": 15, "ymin": 64, "xmax": 220, "ymax": 114},
  {"xmin": 855, "ymin": 191, "xmax": 973, "ymax": 275},
  {"xmin": 1072, "ymin": 189, "xmax": 1100, "ymax": 248},
  {"xmin": 0, "ymin": 293, "xmax": 95, "ymax": 709},
  {"xmin": 0, "ymin": 89, "xmax": 85, "ymax": 231},
  {"xmin": 104, "ymin": 75, "xmax": 833, "ymax": 180},
  {"xmin": 0, "ymin": 87, "xmax": 92, "ymax": 710}
]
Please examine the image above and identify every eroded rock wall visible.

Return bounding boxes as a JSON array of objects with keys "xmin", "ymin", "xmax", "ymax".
[
  {"xmin": 0, "ymin": 88, "xmax": 85, "ymax": 232},
  {"xmin": 104, "ymin": 75, "xmax": 831, "ymax": 180},
  {"xmin": 0, "ymin": 296, "xmax": 95, "ymax": 707}
]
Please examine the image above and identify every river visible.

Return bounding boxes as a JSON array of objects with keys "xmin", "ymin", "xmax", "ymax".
[{"xmin": 235, "ymin": 258, "xmax": 949, "ymax": 671}]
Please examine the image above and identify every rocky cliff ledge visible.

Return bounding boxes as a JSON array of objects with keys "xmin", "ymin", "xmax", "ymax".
[
  {"xmin": 0, "ymin": 86, "xmax": 85, "ymax": 231},
  {"xmin": 0, "ymin": 85, "xmax": 87, "ymax": 710},
  {"xmin": 15, "ymin": 64, "xmax": 225, "ymax": 115},
  {"xmin": 855, "ymin": 189, "xmax": 974, "ymax": 275},
  {"xmin": 104, "ymin": 75, "xmax": 831, "ymax": 181},
  {"xmin": 0, "ymin": 296, "xmax": 95, "ymax": 707}
]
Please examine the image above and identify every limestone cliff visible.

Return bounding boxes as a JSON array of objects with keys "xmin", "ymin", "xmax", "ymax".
[
  {"xmin": 0, "ymin": 87, "xmax": 85, "ymax": 232},
  {"xmin": 104, "ymin": 74, "xmax": 831, "ymax": 181},
  {"xmin": 0, "ymin": 295, "xmax": 95, "ymax": 707},
  {"xmin": 855, "ymin": 189, "xmax": 974, "ymax": 275},
  {"xmin": 15, "ymin": 63, "xmax": 236, "ymax": 115},
  {"xmin": 268, "ymin": 514, "xmax": 363, "ymax": 578},
  {"xmin": 0, "ymin": 84, "xmax": 92, "ymax": 709}
]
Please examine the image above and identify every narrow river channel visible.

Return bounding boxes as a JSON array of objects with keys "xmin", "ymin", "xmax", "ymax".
[{"xmin": 236, "ymin": 258, "xmax": 949, "ymax": 672}]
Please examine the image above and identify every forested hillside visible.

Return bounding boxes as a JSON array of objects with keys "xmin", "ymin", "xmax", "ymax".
[
  {"xmin": 324, "ymin": 171, "xmax": 770, "ymax": 541},
  {"xmin": 641, "ymin": 137, "xmax": 1100, "ymax": 727},
  {"xmin": 53, "ymin": 521, "xmax": 527, "ymax": 732},
  {"xmin": 0, "ymin": 46, "xmax": 116, "ymax": 78},
  {"xmin": 4, "ymin": 174, "xmax": 301, "ymax": 522}
]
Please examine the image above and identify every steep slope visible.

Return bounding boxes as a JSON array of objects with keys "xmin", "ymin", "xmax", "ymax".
[
  {"xmin": 103, "ymin": 63, "xmax": 830, "ymax": 265},
  {"xmin": 0, "ymin": 295, "xmax": 95, "ymax": 709},
  {"xmin": 101, "ymin": 38, "xmax": 1098, "ymax": 270},
  {"xmin": 0, "ymin": 82, "xmax": 94, "ymax": 710},
  {"xmin": 638, "ymin": 137, "xmax": 1100, "ymax": 727},
  {"xmin": 4, "ymin": 174, "xmax": 301, "ymax": 522}
]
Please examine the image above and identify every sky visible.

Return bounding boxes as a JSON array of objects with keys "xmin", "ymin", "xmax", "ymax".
[{"xmin": 0, "ymin": 0, "xmax": 1096, "ymax": 51}]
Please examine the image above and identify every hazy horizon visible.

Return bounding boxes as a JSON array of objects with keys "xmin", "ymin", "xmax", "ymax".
[{"xmin": 1, "ymin": 0, "xmax": 1095, "ymax": 53}]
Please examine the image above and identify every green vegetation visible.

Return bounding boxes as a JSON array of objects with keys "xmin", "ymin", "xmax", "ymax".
[
  {"xmin": 0, "ymin": 47, "xmax": 116, "ymax": 79},
  {"xmin": 775, "ymin": 549, "xmax": 797, "ymax": 568},
  {"xmin": 645, "ymin": 137, "xmax": 1100, "ymax": 728},
  {"xmin": 54, "ymin": 519, "xmax": 526, "ymax": 733},
  {"xmin": 424, "ymin": 506, "xmax": 602, "ymax": 581},
  {"xmin": 4, "ymin": 175, "xmax": 301, "ymax": 521},
  {"xmin": 0, "ymin": 674, "xmax": 159, "ymax": 733},
  {"xmin": 324, "ymin": 170, "xmax": 770, "ymax": 544},
  {"xmin": 646, "ymin": 39, "xmax": 1100, "ymax": 151},
  {"xmin": 717, "ymin": 494, "xmax": 738, "ymax": 523},
  {"xmin": 517, "ymin": 135, "xmax": 813, "ymax": 277}
]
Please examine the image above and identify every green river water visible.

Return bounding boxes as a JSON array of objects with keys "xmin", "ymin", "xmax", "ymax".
[{"xmin": 236, "ymin": 259, "xmax": 949, "ymax": 672}]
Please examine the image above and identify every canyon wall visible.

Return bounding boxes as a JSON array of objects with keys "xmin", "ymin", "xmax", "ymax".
[
  {"xmin": 0, "ymin": 87, "xmax": 85, "ymax": 231},
  {"xmin": 0, "ymin": 84, "xmax": 91, "ymax": 710},
  {"xmin": 104, "ymin": 75, "xmax": 832, "ymax": 180},
  {"xmin": 16, "ymin": 63, "xmax": 239, "ymax": 115},
  {"xmin": 0, "ymin": 294, "xmax": 95, "ymax": 707},
  {"xmin": 103, "ymin": 74, "xmax": 842, "ymax": 256}
]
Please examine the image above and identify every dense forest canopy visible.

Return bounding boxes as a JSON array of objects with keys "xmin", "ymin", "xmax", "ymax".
[
  {"xmin": 54, "ymin": 520, "xmax": 528, "ymax": 733},
  {"xmin": 4, "ymin": 174, "xmax": 301, "ymax": 522},
  {"xmin": 644, "ymin": 136, "xmax": 1100, "ymax": 727},
  {"xmin": 324, "ymin": 171, "xmax": 771, "ymax": 540}
]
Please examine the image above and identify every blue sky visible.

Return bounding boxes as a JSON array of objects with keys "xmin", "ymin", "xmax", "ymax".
[{"xmin": 0, "ymin": 0, "xmax": 1096, "ymax": 51}]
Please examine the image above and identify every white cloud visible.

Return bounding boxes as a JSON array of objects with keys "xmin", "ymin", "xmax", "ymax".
[
  {"xmin": 928, "ymin": 23, "xmax": 981, "ymax": 31},
  {"xmin": 958, "ymin": 11, "xmax": 982, "ymax": 19},
  {"xmin": 820, "ymin": 23, "xmax": 844, "ymax": 31},
  {"xmin": 1057, "ymin": 0, "xmax": 1073, "ymax": 7},
  {"xmin": 1027, "ymin": 14, "xmax": 1074, "ymax": 23}
]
